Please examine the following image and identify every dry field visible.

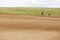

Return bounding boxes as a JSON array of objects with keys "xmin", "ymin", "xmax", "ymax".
[{"xmin": 0, "ymin": 14, "xmax": 60, "ymax": 40}]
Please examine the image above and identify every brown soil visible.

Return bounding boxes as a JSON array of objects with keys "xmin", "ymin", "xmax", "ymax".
[
  {"xmin": 0, "ymin": 14, "xmax": 60, "ymax": 31},
  {"xmin": 0, "ymin": 14, "xmax": 60, "ymax": 40}
]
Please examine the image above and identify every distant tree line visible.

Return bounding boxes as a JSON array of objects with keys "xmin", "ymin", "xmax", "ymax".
[{"xmin": 26, "ymin": 10, "xmax": 51, "ymax": 16}]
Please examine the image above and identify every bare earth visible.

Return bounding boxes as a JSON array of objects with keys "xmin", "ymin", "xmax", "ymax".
[{"xmin": 0, "ymin": 14, "xmax": 60, "ymax": 40}]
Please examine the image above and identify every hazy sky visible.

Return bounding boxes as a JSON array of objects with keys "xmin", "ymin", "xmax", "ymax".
[{"xmin": 0, "ymin": 0, "xmax": 60, "ymax": 7}]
